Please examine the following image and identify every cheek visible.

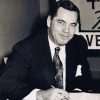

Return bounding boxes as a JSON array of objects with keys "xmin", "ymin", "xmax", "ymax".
[
  {"xmin": 69, "ymin": 28, "xmax": 76, "ymax": 34},
  {"xmin": 51, "ymin": 26, "xmax": 61, "ymax": 36},
  {"xmin": 52, "ymin": 23, "xmax": 62, "ymax": 31}
]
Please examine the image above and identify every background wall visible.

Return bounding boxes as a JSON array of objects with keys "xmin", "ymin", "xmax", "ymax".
[{"xmin": 0, "ymin": 0, "xmax": 40, "ymax": 57}]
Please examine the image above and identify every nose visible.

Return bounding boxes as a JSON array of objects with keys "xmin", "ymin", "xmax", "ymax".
[{"xmin": 63, "ymin": 25, "xmax": 69, "ymax": 33}]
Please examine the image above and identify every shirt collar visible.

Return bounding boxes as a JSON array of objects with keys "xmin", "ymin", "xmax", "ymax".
[{"xmin": 48, "ymin": 35, "xmax": 65, "ymax": 58}]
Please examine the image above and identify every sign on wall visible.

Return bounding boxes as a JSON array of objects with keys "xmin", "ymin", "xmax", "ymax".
[{"xmin": 71, "ymin": 0, "xmax": 100, "ymax": 56}]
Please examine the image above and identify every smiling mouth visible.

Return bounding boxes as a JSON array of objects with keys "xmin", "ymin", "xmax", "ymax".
[{"xmin": 60, "ymin": 34, "xmax": 70, "ymax": 37}]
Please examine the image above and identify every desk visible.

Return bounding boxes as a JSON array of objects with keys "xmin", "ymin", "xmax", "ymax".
[{"xmin": 69, "ymin": 92, "xmax": 100, "ymax": 100}]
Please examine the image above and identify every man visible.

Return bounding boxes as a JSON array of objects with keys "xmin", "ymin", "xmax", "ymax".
[{"xmin": 0, "ymin": 0, "xmax": 92, "ymax": 100}]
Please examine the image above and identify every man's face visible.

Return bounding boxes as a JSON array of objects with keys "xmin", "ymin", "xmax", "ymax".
[{"xmin": 47, "ymin": 7, "xmax": 78, "ymax": 46}]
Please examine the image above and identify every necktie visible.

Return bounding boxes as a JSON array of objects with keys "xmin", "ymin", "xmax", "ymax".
[{"xmin": 53, "ymin": 47, "xmax": 63, "ymax": 89}]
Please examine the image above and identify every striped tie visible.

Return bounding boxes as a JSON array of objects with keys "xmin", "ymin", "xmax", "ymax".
[{"xmin": 53, "ymin": 47, "xmax": 63, "ymax": 89}]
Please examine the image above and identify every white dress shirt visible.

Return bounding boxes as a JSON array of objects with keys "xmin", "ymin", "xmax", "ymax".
[
  {"xmin": 23, "ymin": 36, "xmax": 66, "ymax": 100},
  {"xmin": 48, "ymin": 36, "xmax": 66, "ymax": 90}
]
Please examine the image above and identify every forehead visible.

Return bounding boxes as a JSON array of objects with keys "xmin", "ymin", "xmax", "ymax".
[{"xmin": 55, "ymin": 7, "xmax": 78, "ymax": 23}]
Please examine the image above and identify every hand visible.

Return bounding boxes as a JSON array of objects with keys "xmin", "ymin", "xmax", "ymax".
[{"xmin": 36, "ymin": 88, "xmax": 70, "ymax": 100}]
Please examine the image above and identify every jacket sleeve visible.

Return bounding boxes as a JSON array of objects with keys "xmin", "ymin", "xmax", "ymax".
[{"xmin": 0, "ymin": 42, "xmax": 33, "ymax": 100}]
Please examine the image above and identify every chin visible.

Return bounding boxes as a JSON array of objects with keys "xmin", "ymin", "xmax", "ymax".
[
  {"xmin": 56, "ymin": 39, "xmax": 71, "ymax": 45},
  {"xmin": 58, "ymin": 42, "xmax": 68, "ymax": 46}
]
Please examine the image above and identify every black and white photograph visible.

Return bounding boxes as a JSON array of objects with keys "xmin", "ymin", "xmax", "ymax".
[{"xmin": 0, "ymin": 0, "xmax": 100, "ymax": 100}]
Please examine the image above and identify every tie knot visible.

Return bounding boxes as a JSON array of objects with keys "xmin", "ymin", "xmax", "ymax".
[{"xmin": 55, "ymin": 47, "xmax": 60, "ymax": 54}]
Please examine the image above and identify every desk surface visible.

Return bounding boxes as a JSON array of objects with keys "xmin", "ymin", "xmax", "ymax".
[{"xmin": 69, "ymin": 92, "xmax": 100, "ymax": 100}]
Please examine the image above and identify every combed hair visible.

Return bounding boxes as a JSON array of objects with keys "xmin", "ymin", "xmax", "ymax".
[{"xmin": 49, "ymin": 0, "xmax": 80, "ymax": 23}]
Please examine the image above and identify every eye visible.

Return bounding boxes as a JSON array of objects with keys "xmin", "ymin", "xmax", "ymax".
[
  {"xmin": 57, "ymin": 20, "xmax": 65, "ymax": 25},
  {"xmin": 70, "ymin": 23, "xmax": 77, "ymax": 27}
]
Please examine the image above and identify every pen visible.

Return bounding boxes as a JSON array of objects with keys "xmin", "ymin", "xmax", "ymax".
[{"xmin": 50, "ymin": 85, "xmax": 55, "ymax": 88}]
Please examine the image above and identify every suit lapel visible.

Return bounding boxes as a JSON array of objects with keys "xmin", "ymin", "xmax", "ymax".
[
  {"xmin": 65, "ymin": 35, "xmax": 78, "ymax": 88},
  {"xmin": 39, "ymin": 34, "xmax": 56, "ymax": 87},
  {"xmin": 38, "ymin": 34, "xmax": 79, "ymax": 89}
]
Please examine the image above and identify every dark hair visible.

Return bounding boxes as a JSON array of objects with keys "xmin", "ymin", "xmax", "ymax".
[{"xmin": 49, "ymin": 0, "xmax": 80, "ymax": 22}]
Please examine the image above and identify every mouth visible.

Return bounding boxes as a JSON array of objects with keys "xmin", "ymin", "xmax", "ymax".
[{"xmin": 60, "ymin": 34, "xmax": 70, "ymax": 38}]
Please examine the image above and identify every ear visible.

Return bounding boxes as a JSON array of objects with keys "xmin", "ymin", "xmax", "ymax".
[{"xmin": 47, "ymin": 15, "xmax": 51, "ymax": 27}]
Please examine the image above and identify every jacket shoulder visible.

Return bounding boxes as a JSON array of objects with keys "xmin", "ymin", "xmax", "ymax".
[
  {"xmin": 13, "ymin": 34, "xmax": 44, "ymax": 54},
  {"xmin": 74, "ymin": 34, "xmax": 88, "ymax": 48},
  {"xmin": 8, "ymin": 35, "xmax": 44, "ymax": 66}
]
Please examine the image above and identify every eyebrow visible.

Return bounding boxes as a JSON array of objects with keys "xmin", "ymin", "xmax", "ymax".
[
  {"xmin": 70, "ymin": 23, "xmax": 77, "ymax": 25},
  {"xmin": 57, "ymin": 19, "xmax": 65, "ymax": 22}
]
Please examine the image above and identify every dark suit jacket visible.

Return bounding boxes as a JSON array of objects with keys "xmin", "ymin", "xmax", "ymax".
[
  {"xmin": 0, "ymin": 33, "xmax": 92, "ymax": 100},
  {"xmin": 0, "ymin": 59, "xmax": 5, "ymax": 76}
]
